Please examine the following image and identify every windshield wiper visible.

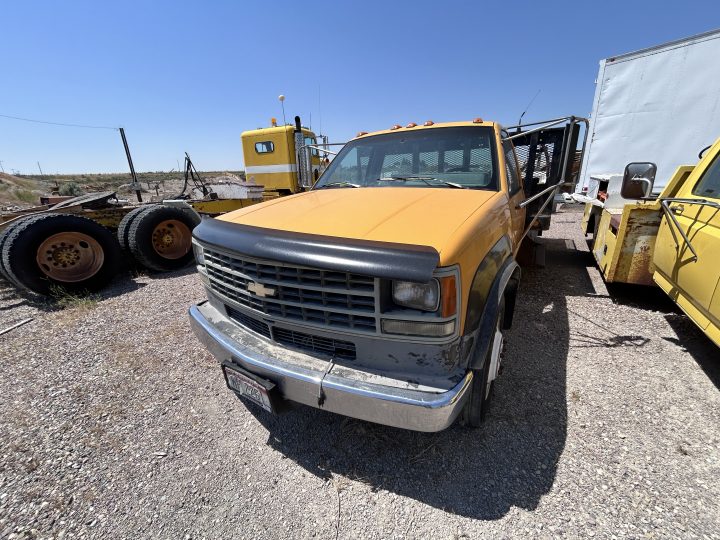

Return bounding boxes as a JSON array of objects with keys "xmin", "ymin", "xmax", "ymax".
[
  {"xmin": 378, "ymin": 176, "xmax": 466, "ymax": 189},
  {"xmin": 317, "ymin": 181, "xmax": 361, "ymax": 189}
]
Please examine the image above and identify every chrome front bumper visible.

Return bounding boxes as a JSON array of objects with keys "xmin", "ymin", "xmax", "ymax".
[{"xmin": 189, "ymin": 302, "xmax": 472, "ymax": 432}]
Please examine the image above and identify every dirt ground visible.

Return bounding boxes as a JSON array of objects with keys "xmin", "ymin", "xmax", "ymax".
[{"xmin": 0, "ymin": 206, "xmax": 718, "ymax": 539}]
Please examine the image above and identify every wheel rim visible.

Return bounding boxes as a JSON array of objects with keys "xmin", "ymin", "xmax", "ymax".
[
  {"xmin": 486, "ymin": 318, "xmax": 504, "ymax": 399},
  {"xmin": 36, "ymin": 232, "xmax": 104, "ymax": 283},
  {"xmin": 151, "ymin": 219, "xmax": 192, "ymax": 259}
]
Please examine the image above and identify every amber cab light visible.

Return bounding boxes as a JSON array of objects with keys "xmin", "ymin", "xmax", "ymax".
[
  {"xmin": 472, "ymin": 117, "xmax": 484, "ymax": 123},
  {"xmin": 439, "ymin": 275, "xmax": 457, "ymax": 317},
  {"xmin": 406, "ymin": 122, "xmax": 417, "ymax": 128},
  {"xmin": 356, "ymin": 131, "xmax": 368, "ymax": 137},
  {"xmin": 390, "ymin": 124, "xmax": 402, "ymax": 130},
  {"xmin": 424, "ymin": 120, "xmax": 434, "ymax": 126}
]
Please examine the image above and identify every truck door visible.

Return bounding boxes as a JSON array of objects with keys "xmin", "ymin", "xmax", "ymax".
[{"xmin": 654, "ymin": 141, "xmax": 720, "ymax": 327}]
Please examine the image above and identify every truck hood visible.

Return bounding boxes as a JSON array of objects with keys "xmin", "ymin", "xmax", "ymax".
[{"xmin": 218, "ymin": 187, "xmax": 498, "ymax": 254}]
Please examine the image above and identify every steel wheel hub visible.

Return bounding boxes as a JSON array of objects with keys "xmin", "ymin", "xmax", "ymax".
[
  {"xmin": 151, "ymin": 219, "xmax": 192, "ymax": 259},
  {"xmin": 36, "ymin": 232, "xmax": 104, "ymax": 283}
]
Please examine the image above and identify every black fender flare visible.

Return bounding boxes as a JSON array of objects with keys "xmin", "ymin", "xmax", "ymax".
[{"xmin": 461, "ymin": 236, "xmax": 521, "ymax": 370}]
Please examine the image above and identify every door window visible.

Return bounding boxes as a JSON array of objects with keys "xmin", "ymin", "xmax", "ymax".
[
  {"xmin": 503, "ymin": 141, "xmax": 521, "ymax": 195},
  {"xmin": 692, "ymin": 153, "xmax": 720, "ymax": 199},
  {"xmin": 304, "ymin": 136, "xmax": 319, "ymax": 157}
]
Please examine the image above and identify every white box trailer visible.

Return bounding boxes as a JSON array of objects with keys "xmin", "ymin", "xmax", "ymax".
[{"xmin": 578, "ymin": 29, "xmax": 720, "ymax": 193}]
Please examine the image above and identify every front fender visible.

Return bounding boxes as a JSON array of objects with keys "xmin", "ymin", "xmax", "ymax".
[{"xmin": 461, "ymin": 236, "xmax": 520, "ymax": 370}]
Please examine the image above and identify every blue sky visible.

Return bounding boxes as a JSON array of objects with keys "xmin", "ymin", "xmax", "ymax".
[{"xmin": 1, "ymin": 1, "xmax": 718, "ymax": 174}]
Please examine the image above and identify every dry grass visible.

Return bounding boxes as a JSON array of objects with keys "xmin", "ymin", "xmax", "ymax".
[
  {"xmin": 13, "ymin": 189, "xmax": 38, "ymax": 203},
  {"xmin": 49, "ymin": 285, "xmax": 100, "ymax": 311}
]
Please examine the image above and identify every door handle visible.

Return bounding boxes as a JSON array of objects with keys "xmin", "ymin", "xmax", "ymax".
[{"xmin": 671, "ymin": 204, "xmax": 685, "ymax": 214}]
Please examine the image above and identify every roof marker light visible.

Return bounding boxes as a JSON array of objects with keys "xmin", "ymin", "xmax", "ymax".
[
  {"xmin": 406, "ymin": 122, "xmax": 417, "ymax": 128},
  {"xmin": 391, "ymin": 124, "xmax": 402, "ymax": 130},
  {"xmin": 424, "ymin": 120, "xmax": 434, "ymax": 126},
  {"xmin": 356, "ymin": 131, "xmax": 368, "ymax": 137},
  {"xmin": 473, "ymin": 117, "xmax": 484, "ymax": 123}
]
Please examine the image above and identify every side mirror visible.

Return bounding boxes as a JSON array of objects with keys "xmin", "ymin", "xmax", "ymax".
[{"xmin": 621, "ymin": 162, "xmax": 657, "ymax": 199}]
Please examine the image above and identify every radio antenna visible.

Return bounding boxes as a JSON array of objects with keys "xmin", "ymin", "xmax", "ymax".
[
  {"xmin": 318, "ymin": 84, "xmax": 322, "ymax": 136},
  {"xmin": 518, "ymin": 89, "xmax": 541, "ymax": 127}
]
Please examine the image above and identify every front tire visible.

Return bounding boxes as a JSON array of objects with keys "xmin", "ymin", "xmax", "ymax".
[{"xmin": 462, "ymin": 298, "xmax": 506, "ymax": 427}]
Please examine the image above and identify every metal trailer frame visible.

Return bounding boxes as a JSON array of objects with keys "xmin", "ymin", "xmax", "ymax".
[{"xmin": 503, "ymin": 116, "xmax": 589, "ymax": 234}]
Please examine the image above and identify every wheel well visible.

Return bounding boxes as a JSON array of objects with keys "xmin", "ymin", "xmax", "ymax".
[{"xmin": 502, "ymin": 270, "xmax": 521, "ymax": 330}]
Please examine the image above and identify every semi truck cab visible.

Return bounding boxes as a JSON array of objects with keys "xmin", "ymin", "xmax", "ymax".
[{"xmin": 241, "ymin": 119, "xmax": 325, "ymax": 196}]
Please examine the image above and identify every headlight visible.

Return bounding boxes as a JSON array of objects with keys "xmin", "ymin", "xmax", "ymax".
[
  {"xmin": 192, "ymin": 241, "xmax": 205, "ymax": 265},
  {"xmin": 392, "ymin": 279, "xmax": 439, "ymax": 311}
]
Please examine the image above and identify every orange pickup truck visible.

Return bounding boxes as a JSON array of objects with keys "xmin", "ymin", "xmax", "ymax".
[{"xmin": 189, "ymin": 117, "xmax": 585, "ymax": 431}]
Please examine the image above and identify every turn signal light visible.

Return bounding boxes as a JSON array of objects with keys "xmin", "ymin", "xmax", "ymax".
[
  {"xmin": 439, "ymin": 275, "xmax": 457, "ymax": 317},
  {"xmin": 391, "ymin": 124, "xmax": 401, "ymax": 130},
  {"xmin": 472, "ymin": 117, "xmax": 484, "ymax": 123},
  {"xmin": 381, "ymin": 319, "xmax": 455, "ymax": 337},
  {"xmin": 406, "ymin": 122, "xmax": 417, "ymax": 128},
  {"xmin": 424, "ymin": 120, "xmax": 434, "ymax": 126}
]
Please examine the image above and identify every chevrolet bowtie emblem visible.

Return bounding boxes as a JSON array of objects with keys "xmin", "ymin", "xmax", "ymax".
[{"xmin": 247, "ymin": 281, "xmax": 276, "ymax": 298}]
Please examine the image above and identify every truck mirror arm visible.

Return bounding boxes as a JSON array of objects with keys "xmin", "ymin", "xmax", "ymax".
[
  {"xmin": 633, "ymin": 176, "xmax": 654, "ymax": 198},
  {"xmin": 299, "ymin": 143, "xmax": 345, "ymax": 156}
]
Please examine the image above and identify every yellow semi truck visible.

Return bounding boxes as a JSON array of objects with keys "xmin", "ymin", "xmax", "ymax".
[
  {"xmin": 189, "ymin": 116, "xmax": 586, "ymax": 431},
  {"xmin": 241, "ymin": 116, "xmax": 327, "ymax": 197},
  {"xmin": 582, "ymin": 137, "xmax": 720, "ymax": 347}
]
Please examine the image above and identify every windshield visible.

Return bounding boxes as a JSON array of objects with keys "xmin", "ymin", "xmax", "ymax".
[{"xmin": 314, "ymin": 126, "xmax": 498, "ymax": 190}]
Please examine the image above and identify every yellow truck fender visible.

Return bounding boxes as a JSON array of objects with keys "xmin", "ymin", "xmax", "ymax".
[{"xmin": 461, "ymin": 235, "xmax": 521, "ymax": 370}]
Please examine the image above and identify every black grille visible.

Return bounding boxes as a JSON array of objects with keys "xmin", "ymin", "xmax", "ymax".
[
  {"xmin": 204, "ymin": 249, "xmax": 377, "ymax": 333},
  {"xmin": 273, "ymin": 327, "xmax": 356, "ymax": 360},
  {"xmin": 225, "ymin": 304, "xmax": 357, "ymax": 361},
  {"xmin": 226, "ymin": 306, "xmax": 271, "ymax": 339}
]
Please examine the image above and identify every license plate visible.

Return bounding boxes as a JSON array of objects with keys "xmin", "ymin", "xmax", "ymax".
[{"xmin": 224, "ymin": 366, "xmax": 275, "ymax": 413}]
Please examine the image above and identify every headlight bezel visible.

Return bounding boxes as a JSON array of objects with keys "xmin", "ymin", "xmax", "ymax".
[{"xmin": 381, "ymin": 265, "xmax": 461, "ymax": 340}]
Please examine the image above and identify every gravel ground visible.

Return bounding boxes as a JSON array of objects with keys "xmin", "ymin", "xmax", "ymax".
[{"xmin": 1, "ymin": 206, "xmax": 718, "ymax": 539}]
